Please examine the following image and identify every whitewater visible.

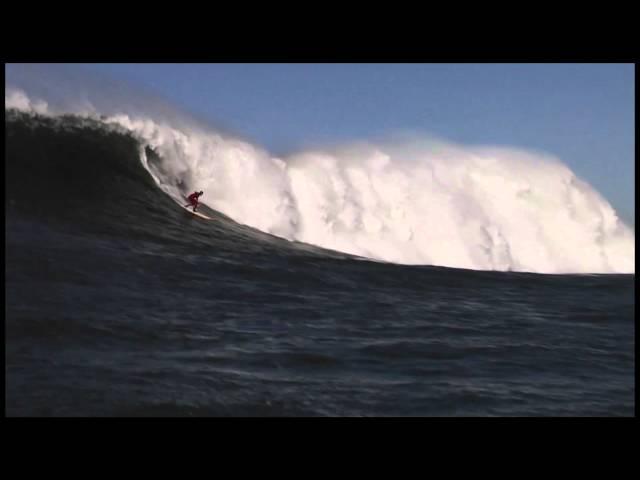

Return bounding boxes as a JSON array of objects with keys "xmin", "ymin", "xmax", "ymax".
[{"xmin": 5, "ymin": 82, "xmax": 634, "ymax": 274}]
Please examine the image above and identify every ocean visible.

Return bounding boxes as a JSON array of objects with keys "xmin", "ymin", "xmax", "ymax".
[{"xmin": 5, "ymin": 111, "xmax": 635, "ymax": 416}]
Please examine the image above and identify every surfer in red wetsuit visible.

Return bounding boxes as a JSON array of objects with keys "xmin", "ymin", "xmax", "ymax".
[{"xmin": 185, "ymin": 191, "xmax": 204, "ymax": 212}]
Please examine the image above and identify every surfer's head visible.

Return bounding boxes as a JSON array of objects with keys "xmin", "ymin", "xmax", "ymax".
[{"xmin": 198, "ymin": 191, "xmax": 203, "ymax": 196}]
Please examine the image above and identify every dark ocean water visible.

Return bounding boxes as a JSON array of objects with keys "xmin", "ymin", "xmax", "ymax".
[{"xmin": 5, "ymin": 111, "xmax": 635, "ymax": 416}]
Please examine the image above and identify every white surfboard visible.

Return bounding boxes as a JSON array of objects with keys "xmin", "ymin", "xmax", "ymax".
[{"xmin": 182, "ymin": 206, "xmax": 212, "ymax": 220}]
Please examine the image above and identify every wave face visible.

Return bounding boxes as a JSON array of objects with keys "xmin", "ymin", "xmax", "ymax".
[{"xmin": 5, "ymin": 71, "xmax": 634, "ymax": 274}]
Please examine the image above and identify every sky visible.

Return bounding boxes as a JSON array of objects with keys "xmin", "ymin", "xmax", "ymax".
[{"xmin": 17, "ymin": 63, "xmax": 639, "ymax": 225}]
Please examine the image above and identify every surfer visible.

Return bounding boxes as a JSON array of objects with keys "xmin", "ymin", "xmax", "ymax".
[{"xmin": 185, "ymin": 191, "xmax": 204, "ymax": 212}]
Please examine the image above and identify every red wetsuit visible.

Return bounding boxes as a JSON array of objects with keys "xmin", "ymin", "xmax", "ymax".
[{"xmin": 187, "ymin": 192, "xmax": 200, "ymax": 207}]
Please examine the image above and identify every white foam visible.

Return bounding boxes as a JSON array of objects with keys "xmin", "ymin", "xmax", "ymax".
[{"xmin": 6, "ymin": 88, "xmax": 49, "ymax": 114}]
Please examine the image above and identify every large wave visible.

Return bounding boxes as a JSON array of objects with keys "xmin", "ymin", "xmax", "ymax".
[{"xmin": 6, "ymin": 73, "xmax": 635, "ymax": 274}]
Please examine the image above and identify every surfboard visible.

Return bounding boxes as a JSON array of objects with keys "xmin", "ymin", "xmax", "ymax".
[{"xmin": 182, "ymin": 206, "xmax": 212, "ymax": 220}]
